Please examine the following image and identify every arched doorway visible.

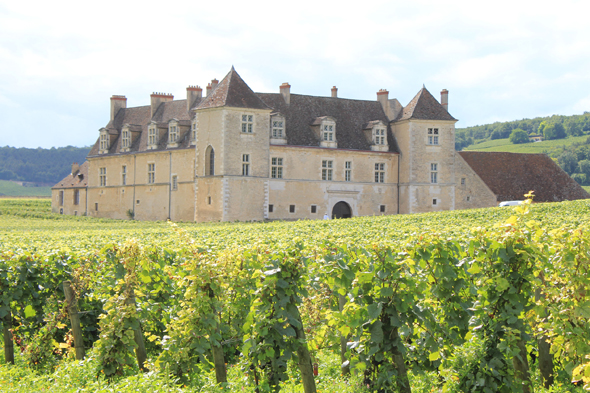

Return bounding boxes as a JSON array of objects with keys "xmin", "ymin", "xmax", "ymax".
[{"xmin": 332, "ymin": 201, "xmax": 352, "ymax": 219}]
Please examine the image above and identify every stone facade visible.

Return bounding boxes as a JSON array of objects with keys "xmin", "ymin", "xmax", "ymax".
[{"xmin": 51, "ymin": 67, "xmax": 588, "ymax": 221}]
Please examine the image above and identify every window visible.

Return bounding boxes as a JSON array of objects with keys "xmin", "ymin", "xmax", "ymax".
[
  {"xmin": 59, "ymin": 191, "xmax": 64, "ymax": 206},
  {"xmin": 95, "ymin": 203, "xmax": 98, "ymax": 211},
  {"xmin": 191, "ymin": 119, "xmax": 197, "ymax": 142},
  {"xmin": 74, "ymin": 210, "xmax": 77, "ymax": 216},
  {"xmin": 272, "ymin": 120, "xmax": 284, "ymax": 138},
  {"xmin": 269, "ymin": 204, "xmax": 274, "ymax": 213},
  {"xmin": 122, "ymin": 165, "xmax": 127, "ymax": 186},
  {"xmin": 345, "ymin": 161, "xmax": 352, "ymax": 182},
  {"xmin": 208, "ymin": 196, "xmax": 212, "ymax": 205},
  {"xmin": 428, "ymin": 128, "xmax": 439, "ymax": 145},
  {"xmin": 289, "ymin": 205, "xmax": 295, "ymax": 213},
  {"xmin": 461, "ymin": 178, "xmax": 466, "ymax": 185},
  {"xmin": 136, "ymin": 200, "xmax": 140, "ymax": 204},
  {"xmin": 242, "ymin": 154, "xmax": 250, "ymax": 176},
  {"xmin": 373, "ymin": 128, "xmax": 386, "ymax": 145},
  {"xmin": 148, "ymin": 125, "xmax": 158, "ymax": 147},
  {"xmin": 374, "ymin": 163, "xmax": 385, "ymax": 183},
  {"xmin": 148, "ymin": 163, "xmax": 155, "ymax": 184},
  {"xmin": 205, "ymin": 146, "xmax": 215, "ymax": 176},
  {"xmin": 271, "ymin": 157, "xmax": 283, "ymax": 179},
  {"xmin": 322, "ymin": 124, "xmax": 334, "ymax": 141},
  {"xmin": 100, "ymin": 133, "xmax": 109, "ymax": 151},
  {"xmin": 466, "ymin": 196, "xmax": 471, "ymax": 201},
  {"xmin": 433, "ymin": 198, "xmax": 438, "ymax": 206},
  {"xmin": 122, "ymin": 129, "xmax": 130, "ymax": 149},
  {"xmin": 172, "ymin": 175, "xmax": 178, "ymax": 190},
  {"xmin": 73, "ymin": 189, "xmax": 79, "ymax": 205},
  {"xmin": 60, "ymin": 208, "xmax": 63, "ymax": 214},
  {"xmin": 311, "ymin": 205, "xmax": 317, "ymax": 213},
  {"xmin": 169, "ymin": 124, "xmax": 179, "ymax": 143},
  {"xmin": 380, "ymin": 205, "xmax": 386, "ymax": 213},
  {"xmin": 430, "ymin": 163, "xmax": 438, "ymax": 184},
  {"xmin": 99, "ymin": 167, "xmax": 107, "ymax": 187},
  {"xmin": 322, "ymin": 160, "xmax": 333, "ymax": 181},
  {"xmin": 241, "ymin": 114, "xmax": 253, "ymax": 133}
]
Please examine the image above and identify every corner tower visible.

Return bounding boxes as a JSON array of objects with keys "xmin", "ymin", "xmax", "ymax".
[
  {"xmin": 194, "ymin": 67, "xmax": 272, "ymax": 222},
  {"xmin": 391, "ymin": 87, "xmax": 458, "ymax": 214}
]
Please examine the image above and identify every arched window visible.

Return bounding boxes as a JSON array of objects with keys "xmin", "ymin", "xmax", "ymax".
[{"xmin": 205, "ymin": 146, "xmax": 215, "ymax": 176}]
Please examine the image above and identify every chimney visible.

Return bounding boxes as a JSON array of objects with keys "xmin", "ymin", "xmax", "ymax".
[
  {"xmin": 110, "ymin": 95, "xmax": 127, "ymax": 121},
  {"xmin": 71, "ymin": 162, "xmax": 80, "ymax": 175},
  {"xmin": 206, "ymin": 83, "xmax": 212, "ymax": 97},
  {"xmin": 331, "ymin": 86, "xmax": 338, "ymax": 98},
  {"xmin": 150, "ymin": 92, "xmax": 174, "ymax": 117},
  {"xmin": 280, "ymin": 82, "xmax": 291, "ymax": 105},
  {"xmin": 186, "ymin": 85, "xmax": 202, "ymax": 111},
  {"xmin": 441, "ymin": 89, "xmax": 449, "ymax": 112},
  {"xmin": 377, "ymin": 89, "xmax": 394, "ymax": 119},
  {"xmin": 211, "ymin": 78, "xmax": 219, "ymax": 91}
]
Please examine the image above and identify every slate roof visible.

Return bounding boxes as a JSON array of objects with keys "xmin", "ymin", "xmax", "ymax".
[
  {"xmin": 395, "ymin": 87, "xmax": 457, "ymax": 122},
  {"xmin": 197, "ymin": 67, "xmax": 270, "ymax": 110},
  {"xmin": 257, "ymin": 93, "xmax": 399, "ymax": 152},
  {"xmin": 459, "ymin": 151, "xmax": 590, "ymax": 202},
  {"xmin": 52, "ymin": 161, "xmax": 89, "ymax": 189}
]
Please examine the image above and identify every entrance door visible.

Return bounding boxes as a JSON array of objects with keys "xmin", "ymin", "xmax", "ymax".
[{"xmin": 332, "ymin": 201, "xmax": 352, "ymax": 219}]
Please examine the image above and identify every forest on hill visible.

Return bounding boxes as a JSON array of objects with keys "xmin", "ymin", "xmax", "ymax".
[
  {"xmin": 0, "ymin": 146, "xmax": 90, "ymax": 184},
  {"xmin": 457, "ymin": 112, "xmax": 590, "ymax": 186}
]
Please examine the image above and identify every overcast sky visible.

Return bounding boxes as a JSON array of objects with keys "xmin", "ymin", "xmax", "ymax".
[{"xmin": 1, "ymin": 0, "xmax": 589, "ymax": 149}]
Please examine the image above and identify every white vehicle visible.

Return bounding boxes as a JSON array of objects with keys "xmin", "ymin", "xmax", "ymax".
[{"xmin": 498, "ymin": 200, "xmax": 523, "ymax": 207}]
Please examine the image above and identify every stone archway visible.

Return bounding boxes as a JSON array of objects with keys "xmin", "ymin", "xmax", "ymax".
[{"xmin": 332, "ymin": 201, "xmax": 352, "ymax": 219}]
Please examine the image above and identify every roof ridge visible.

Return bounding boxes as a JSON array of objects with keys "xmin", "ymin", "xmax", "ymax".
[{"xmin": 197, "ymin": 67, "xmax": 271, "ymax": 110}]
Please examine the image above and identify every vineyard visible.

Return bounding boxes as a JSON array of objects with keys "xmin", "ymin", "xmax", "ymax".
[{"xmin": 1, "ymin": 198, "xmax": 590, "ymax": 392}]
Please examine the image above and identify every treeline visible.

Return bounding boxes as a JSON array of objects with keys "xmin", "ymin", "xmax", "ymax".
[
  {"xmin": 0, "ymin": 146, "xmax": 90, "ymax": 184},
  {"xmin": 456, "ymin": 112, "xmax": 590, "ymax": 150}
]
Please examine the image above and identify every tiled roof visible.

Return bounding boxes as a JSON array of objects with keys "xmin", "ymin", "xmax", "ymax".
[
  {"xmin": 395, "ymin": 87, "xmax": 457, "ymax": 122},
  {"xmin": 459, "ymin": 151, "xmax": 590, "ymax": 202},
  {"xmin": 197, "ymin": 67, "xmax": 271, "ymax": 110},
  {"xmin": 257, "ymin": 93, "xmax": 399, "ymax": 152},
  {"xmin": 52, "ymin": 161, "xmax": 89, "ymax": 189}
]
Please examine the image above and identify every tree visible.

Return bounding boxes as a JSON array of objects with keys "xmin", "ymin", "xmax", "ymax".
[
  {"xmin": 543, "ymin": 123, "xmax": 567, "ymax": 140},
  {"xmin": 565, "ymin": 119, "xmax": 583, "ymax": 136},
  {"xmin": 578, "ymin": 159, "xmax": 590, "ymax": 177},
  {"xmin": 558, "ymin": 151, "xmax": 578, "ymax": 175},
  {"xmin": 509, "ymin": 128, "xmax": 529, "ymax": 144},
  {"xmin": 571, "ymin": 173, "xmax": 587, "ymax": 185},
  {"xmin": 490, "ymin": 130, "xmax": 502, "ymax": 140}
]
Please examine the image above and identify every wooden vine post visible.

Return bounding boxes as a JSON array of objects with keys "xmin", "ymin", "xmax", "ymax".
[
  {"xmin": 3, "ymin": 310, "xmax": 14, "ymax": 364},
  {"xmin": 125, "ymin": 287, "xmax": 147, "ymax": 371},
  {"xmin": 63, "ymin": 281, "xmax": 85, "ymax": 360},
  {"xmin": 290, "ymin": 298, "xmax": 317, "ymax": 393},
  {"xmin": 338, "ymin": 294, "xmax": 350, "ymax": 376}
]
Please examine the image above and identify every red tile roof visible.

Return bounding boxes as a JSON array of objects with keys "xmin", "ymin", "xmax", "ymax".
[
  {"xmin": 459, "ymin": 151, "xmax": 590, "ymax": 202},
  {"xmin": 197, "ymin": 67, "xmax": 270, "ymax": 110},
  {"xmin": 52, "ymin": 161, "xmax": 89, "ymax": 189},
  {"xmin": 395, "ymin": 87, "xmax": 457, "ymax": 122}
]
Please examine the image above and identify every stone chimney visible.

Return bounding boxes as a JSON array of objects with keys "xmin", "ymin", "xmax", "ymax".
[
  {"xmin": 110, "ymin": 95, "xmax": 127, "ymax": 121},
  {"xmin": 377, "ymin": 89, "xmax": 394, "ymax": 119},
  {"xmin": 280, "ymin": 83, "xmax": 291, "ymax": 105},
  {"xmin": 71, "ymin": 162, "xmax": 80, "ymax": 175},
  {"xmin": 150, "ymin": 92, "xmax": 173, "ymax": 117},
  {"xmin": 331, "ymin": 86, "xmax": 338, "ymax": 98},
  {"xmin": 206, "ymin": 83, "xmax": 212, "ymax": 97},
  {"xmin": 441, "ymin": 89, "xmax": 449, "ymax": 112},
  {"xmin": 211, "ymin": 78, "xmax": 219, "ymax": 91},
  {"xmin": 186, "ymin": 86, "xmax": 202, "ymax": 111}
]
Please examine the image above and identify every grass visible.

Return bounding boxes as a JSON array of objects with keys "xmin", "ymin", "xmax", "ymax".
[
  {"xmin": 0, "ymin": 180, "xmax": 51, "ymax": 197},
  {"xmin": 583, "ymin": 186, "xmax": 590, "ymax": 193},
  {"xmin": 463, "ymin": 134, "xmax": 589, "ymax": 154}
]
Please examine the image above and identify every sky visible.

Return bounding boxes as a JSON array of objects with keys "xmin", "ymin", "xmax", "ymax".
[{"xmin": 1, "ymin": 0, "xmax": 589, "ymax": 149}]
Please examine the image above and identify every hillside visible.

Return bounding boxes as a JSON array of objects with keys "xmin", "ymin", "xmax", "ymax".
[
  {"xmin": 0, "ymin": 145, "xmax": 90, "ymax": 185},
  {"xmin": 0, "ymin": 180, "xmax": 51, "ymax": 197}
]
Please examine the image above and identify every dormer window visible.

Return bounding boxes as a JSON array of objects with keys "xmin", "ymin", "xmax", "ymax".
[
  {"xmin": 121, "ymin": 129, "xmax": 130, "ymax": 150},
  {"xmin": 270, "ymin": 114, "xmax": 287, "ymax": 144},
  {"xmin": 373, "ymin": 128, "xmax": 386, "ymax": 145},
  {"xmin": 99, "ymin": 129, "xmax": 110, "ymax": 154},
  {"xmin": 167, "ymin": 120, "xmax": 180, "ymax": 148},
  {"xmin": 322, "ymin": 124, "xmax": 334, "ymax": 141},
  {"xmin": 148, "ymin": 124, "xmax": 158, "ymax": 149},
  {"xmin": 428, "ymin": 128, "xmax": 439, "ymax": 145}
]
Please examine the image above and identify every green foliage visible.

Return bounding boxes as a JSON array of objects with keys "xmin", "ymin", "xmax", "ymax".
[
  {"xmin": 509, "ymin": 128, "xmax": 530, "ymax": 144},
  {"xmin": 0, "ymin": 145, "xmax": 90, "ymax": 184},
  {"xmin": 0, "ymin": 181, "xmax": 51, "ymax": 197},
  {"xmin": 558, "ymin": 151, "xmax": 578, "ymax": 175},
  {"xmin": 544, "ymin": 123, "xmax": 567, "ymax": 140}
]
